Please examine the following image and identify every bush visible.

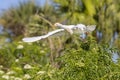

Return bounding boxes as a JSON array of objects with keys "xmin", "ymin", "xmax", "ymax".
[{"xmin": 0, "ymin": 38, "xmax": 120, "ymax": 80}]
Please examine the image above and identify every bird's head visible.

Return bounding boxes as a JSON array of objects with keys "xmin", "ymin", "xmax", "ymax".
[{"xmin": 54, "ymin": 23, "xmax": 62, "ymax": 27}]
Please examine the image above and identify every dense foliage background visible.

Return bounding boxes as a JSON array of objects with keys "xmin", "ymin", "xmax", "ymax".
[{"xmin": 0, "ymin": 0, "xmax": 120, "ymax": 80}]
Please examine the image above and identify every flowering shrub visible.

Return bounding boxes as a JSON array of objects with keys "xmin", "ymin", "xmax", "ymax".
[{"xmin": 0, "ymin": 38, "xmax": 120, "ymax": 80}]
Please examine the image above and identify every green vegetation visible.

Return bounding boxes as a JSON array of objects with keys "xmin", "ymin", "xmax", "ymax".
[
  {"xmin": 0, "ymin": 38, "xmax": 120, "ymax": 80},
  {"xmin": 0, "ymin": 0, "xmax": 120, "ymax": 80}
]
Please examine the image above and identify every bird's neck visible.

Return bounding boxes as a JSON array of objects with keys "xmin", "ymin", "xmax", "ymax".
[{"xmin": 57, "ymin": 24, "xmax": 64, "ymax": 28}]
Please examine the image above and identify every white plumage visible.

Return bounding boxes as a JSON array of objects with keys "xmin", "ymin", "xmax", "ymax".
[
  {"xmin": 22, "ymin": 23, "xmax": 96, "ymax": 42},
  {"xmin": 22, "ymin": 29, "xmax": 65, "ymax": 42}
]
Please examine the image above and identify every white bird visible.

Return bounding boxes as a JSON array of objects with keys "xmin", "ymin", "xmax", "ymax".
[
  {"xmin": 22, "ymin": 23, "xmax": 96, "ymax": 42},
  {"xmin": 54, "ymin": 23, "xmax": 96, "ymax": 34}
]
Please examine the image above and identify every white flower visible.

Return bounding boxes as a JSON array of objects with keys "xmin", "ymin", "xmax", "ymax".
[
  {"xmin": 2, "ymin": 75, "xmax": 9, "ymax": 80},
  {"xmin": 42, "ymin": 43, "xmax": 46, "ymax": 47},
  {"xmin": 28, "ymin": 42, "xmax": 33, "ymax": 45},
  {"xmin": 50, "ymin": 70, "xmax": 55, "ymax": 74},
  {"xmin": 40, "ymin": 50, "xmax": 45, "ymax": 53},
  {"xmin": 37, "ymin": 71, "xmax": 46, "ymax": 75},
  {"xmin": 15, "ymin": 59, "xmax": 19, "ymax": 62},
  {"xmin": 6, "ymin": 70, "xmax": 15, "ymax": 75},
  {"xmin": 0, "ymin": 65, "xmax": 3, "ymax": 68},
  {"xmin": 18, "ymin": 41, "xmax": 23, "ymax": 43},
  {"xmin": 14, "ymin": 77, "xmax": 22, "ymax": 80},
  {"xmin": 17, "ymin": 45, "xmax": 24, "ymax": 49},
  {"xmin": 24, "ymin": 74, "xmax": 31, "ymax": 79},
  {"xmin": 24, "ymin": 64, "xmax": 32, "ymax": 69},
  {"xmin": 10, "ymin": 76, "xmax": 15, "ymax": 79},
  {"xmin": 0, "ymin": 70, "xmax": 4, "ymax": 74}
]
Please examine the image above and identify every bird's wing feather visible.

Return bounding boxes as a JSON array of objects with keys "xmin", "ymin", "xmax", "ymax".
[
  {"xmin": 22, "ymin": 35, "xmax": 47, "ymax": 42},
  {"xmin": 47, "ymin": 29, "xmax": 67, "ymax": 37},
  {"xmin": 47, "ymin": 29, "xmax": 64, "ymax": 36},
  {"xmin": 72, "ymin": 24, "xmax": 96, "ymax": 34},
  {"xmin": 22, "ymin": 29, "xmax": 65, "ymax": 42},
  {"xmin": 86, "ymin": 25, "xmax": 96, "ymax": 32},
  {"xmin": 72, "ymin": 24, "xmax": 85, "ymax": 34}
]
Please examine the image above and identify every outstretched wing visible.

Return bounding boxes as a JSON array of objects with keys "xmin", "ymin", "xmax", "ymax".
[
  {"xmin": 86, "ymin": 25, "xmax": 96, "ymax": 32},
  {"xmin": 22, "ymin": 35, "xmax": 46, "ymax": 42},
  {"xmin": 47, "ymin": 29, "xmax": 65, "ymax": 37},
  {"xmin": 22, "ymin": 29, "xmax": 65, "ymax": 42}
]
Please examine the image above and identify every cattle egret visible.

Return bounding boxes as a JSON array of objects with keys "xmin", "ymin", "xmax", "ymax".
[{"xmin": 22, "ymin": 23, "xmax": 96, "ymax": 42}]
